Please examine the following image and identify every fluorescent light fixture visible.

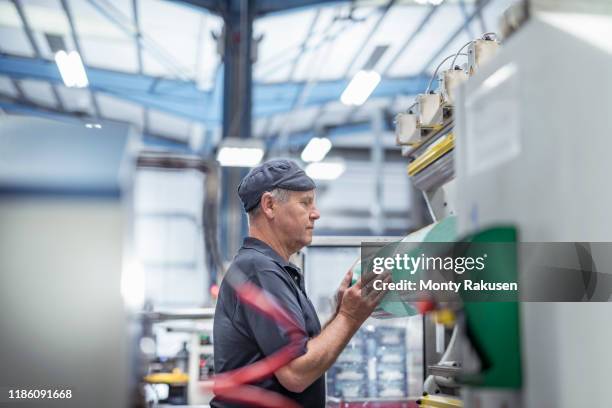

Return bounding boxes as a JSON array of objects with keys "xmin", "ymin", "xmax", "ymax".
[
  {"xmin": 217, "ymin": 138, "xmax": 265, "ymax": 167},
  {"xmin": 305, "ymin": 161, "xmax": 346, "ymax": 180},
  {"xmin": 54, "ymin": 50, "xmax": 89, "ymax": 88},
  {"xmin": 341, "ymin": 70, "xmax": 381, "ymax": 106},
  {"xmin": 301, "ymin": 137, "xmax": 332, "ymax": 162},
  {"xmin": 85, "ymin": 123, "xmax": 102, "ymax": 129}
]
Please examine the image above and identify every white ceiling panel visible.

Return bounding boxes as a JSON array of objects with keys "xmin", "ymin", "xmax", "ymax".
[
  {"xmin": 148, "ymin": 108, "xmax": 192, "ymax": 141},
  {"xmin": 140, "ymin": 0, "xmax": 207, "ymax": 79},
  {"xmin": 97, "ymin": 93, "xmax": 144, "ymax": 128},
  {"xmin": 374, "ymin": 5, "xmax": 432, "ymax": 75},
  {"xmin": 69, "ymin": 0, "xmax": 128, "ymax": 39},
  {"xmin": 0, "ymin": 75, "xmax": 19, "ymax": 98},
  {"xmin": 254, "ymin": 7, "xmax": 318, "ymax": 83},
  {"xmin": 68, "ymin": 0, "xmax": 137, "ymax": 72},
  {"xmin": 314, "ymin": 6, "xmax": 381, "ymax": 80},
  {"xmin": 56, "ymin": 86, "xmax": 94, "ymax": 114},
  {"xmin": 0, "ymin": 26, "xmax": 35, "ymax": 56},
  {"xmin": 289, "ymin": 5, "xmax": 341, "ymax": 82},
  {"xmin": 80, "ymin": 36, "xmax": 139, "ymax": 72},
  {"xmin": 0, "ymin": 1, "xmax": 22, "ymax": 26},
  {"xmin": 19, "ymin": 78, "xmax": 58, "ymax": 108},
  {"xmin": 349, "ymin": 5, "xmax": 430, "ymax": 77},
  {"xmin": 388, "ymin": 4, "xmax": 465, "ymax": 77},
  {"xmin": 22, "ymin": 0, "xmax": 70, "ymax": 33}
]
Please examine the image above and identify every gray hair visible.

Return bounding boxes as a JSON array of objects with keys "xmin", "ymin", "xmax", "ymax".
[{"xmin": 247, "ymin": 188, "xmax": 291, "ymax": 220}]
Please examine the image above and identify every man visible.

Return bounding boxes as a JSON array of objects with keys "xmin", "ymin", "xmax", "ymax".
[{"xmin": 212, "ymin": 159, "xmax": 387, "ymax": 408}]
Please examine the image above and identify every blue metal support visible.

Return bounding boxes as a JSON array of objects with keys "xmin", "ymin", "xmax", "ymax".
[
  {"xmin": 0, "ymin": 54, "xmax": 429, "ymax": 123},
  {"xmin": 178, "ymin": 0, "xmax": 342, "ymax": 17},
  {"xmin": 219, "ymin": 0, "xmax": 255, "ymax": 262}
]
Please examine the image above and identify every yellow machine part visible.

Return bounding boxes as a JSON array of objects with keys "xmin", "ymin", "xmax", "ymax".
[
  {"xmin": 417, "ymin": 394, "xmax": 463, "ymax": 408},
  {"xmin": 144, "ymin": 368, "xmax": 189, "ymax": 384},
  {"xmin": 407, "ymin": 133, "xmax": 455, "ymax": 176}
]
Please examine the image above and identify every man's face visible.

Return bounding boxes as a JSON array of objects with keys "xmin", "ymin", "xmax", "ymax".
[{"xmin": 274, "ymin": 190, "xmax": 320, "ymax": 252}]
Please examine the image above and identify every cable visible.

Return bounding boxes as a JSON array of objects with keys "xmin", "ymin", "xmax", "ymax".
[
  {"xmin": 450, "ymin": 40, "xmax": 474, "ymax": 73},
  {"xmin": 425, "ymin": 53, "xmax": 467, "ymax": 94}
]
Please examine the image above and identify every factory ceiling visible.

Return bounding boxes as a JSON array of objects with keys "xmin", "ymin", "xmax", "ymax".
[{"xmin": 0, "ymin": 0, "xmax": 513, "ymax": 151}]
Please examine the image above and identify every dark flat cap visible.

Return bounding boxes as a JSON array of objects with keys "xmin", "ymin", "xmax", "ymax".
[{"xmin": 238, "ymin": 159, "xmax": 316, "ymax": 212}]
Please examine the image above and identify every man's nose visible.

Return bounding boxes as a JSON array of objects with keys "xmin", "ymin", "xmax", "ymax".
[{"xmin": 311, "ymin": 206, "xmax": 320, "ymax": 220}]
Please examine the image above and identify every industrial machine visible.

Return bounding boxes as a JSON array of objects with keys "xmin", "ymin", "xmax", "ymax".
[
  {"xmin": 0, "ymin": 117, "xmax": 221, "ymax": 408},
  {"xmin": 454, "ymin": 1, "xmax": 612, "ymax": 406},
  {"xmin": 390, "ymin": 1, "xmax": 612, "ymax": 407},
  {"xmin": 0, "ymin": 116, "xmax": 141, "ymax": 407}
]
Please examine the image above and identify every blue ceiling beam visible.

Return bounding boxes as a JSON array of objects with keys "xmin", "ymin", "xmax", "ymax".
[
  {"xmin": 177, "ymin": 0, "xmax": 342, "ymax": 17},
  {"xmin": 0, "ymin": 54, "xmax": 428, "ymax": 123}
]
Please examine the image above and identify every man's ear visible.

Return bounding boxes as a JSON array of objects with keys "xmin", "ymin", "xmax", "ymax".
[{"xmin": 260, "ymin": 192, "xmax": 275, "ymax": 219}]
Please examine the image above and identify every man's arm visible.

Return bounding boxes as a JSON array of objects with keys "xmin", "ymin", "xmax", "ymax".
[{"xmin": 274, "ymin": 271, "xmax": 389, "ymax": 393}]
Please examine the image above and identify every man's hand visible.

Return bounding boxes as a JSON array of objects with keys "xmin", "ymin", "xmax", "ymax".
[
  {"xmin": 333, "ymin": 267, "xmax": 354, "ymax": 315},
  {"xmin": 337, "ymin": 271, "xmax": 391, "ymax": 325}
]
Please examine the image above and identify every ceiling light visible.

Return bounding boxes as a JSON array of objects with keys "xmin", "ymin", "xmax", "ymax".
[
  {"xmin": 340, "ymin": 70, "xmax": 381, "ymax": 106},
  {"xmin": 301, "ymin": 137, "xmax": 332, "ymax": 162},
  {"xmin": 217, "ymin": 138, "xmax": 265, "ymax": 167},
  {"xmin": 55, "ymin": 50, "xmax": 89, "ymax": 88},
  {"xmin": 305, "ymin": 161, "xmax": 346, "ymax": 180}
]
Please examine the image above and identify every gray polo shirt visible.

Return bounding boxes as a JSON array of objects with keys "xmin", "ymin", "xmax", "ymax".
[{"xmin": 211, "ymin": 237, "xmax": 324, "ymax": 408}]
